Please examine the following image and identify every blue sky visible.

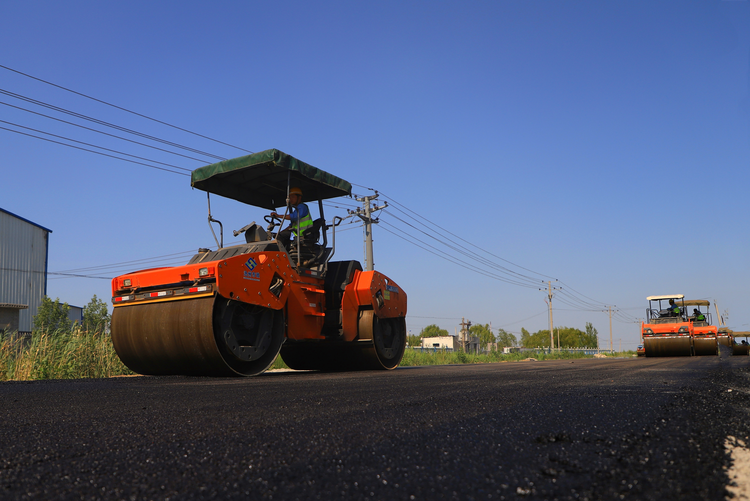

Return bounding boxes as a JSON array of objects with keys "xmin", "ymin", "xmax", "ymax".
[{"xmin": 1, "ymin": 1, "xmax": 748, "ymax": 349}]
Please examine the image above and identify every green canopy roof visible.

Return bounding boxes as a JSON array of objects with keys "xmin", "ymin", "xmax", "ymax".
[{"xmin": 191, "ymin": 149, "xmax": 352, "ymax": 210}]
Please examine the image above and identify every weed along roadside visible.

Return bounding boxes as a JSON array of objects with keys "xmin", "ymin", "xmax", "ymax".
[
  {"xmin": 0, "ymin": 328, "xmax": 133, "ymax": 381},
  {"xmin": 0, "ymin": 331, "xmax": 631, "ymax": 381}
]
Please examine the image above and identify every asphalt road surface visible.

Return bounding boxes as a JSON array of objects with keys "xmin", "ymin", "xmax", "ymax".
[{"xmin": 2, "ymin": 356, "xmax": 750, "ymax": 501}]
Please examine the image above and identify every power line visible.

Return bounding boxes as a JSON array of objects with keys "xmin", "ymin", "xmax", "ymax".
[
  {"xmin": 0, "ymin": 88, "xmax": 226, "ymax": 160},
  {"xmin": 381, "ymin": 212, "xmax": 545, "ymax": 288},
  {"xmin": 379, "ymin": 222, "xmax": 540, "ymax": 289},
  {"xmin": 0, "ymin": 64, "xmax": 253, "ymax": 154},
  {"xmin": 379, "ymin": 191, "xmax": 557, "ymax": 281},
  {"xmin": 0, "ymin": 125, "xmax": 190, "ymax": 176},
  {"xmin": 55, "ymin": 250, "xmax": 199, "ymax": 274},
  {"xmin": 0, "ymin": 119, "xmax": 192, "ymax": 172},
  {"xmin": 0, "ymin": 100, "xmax": 211, "ymax": 163}
]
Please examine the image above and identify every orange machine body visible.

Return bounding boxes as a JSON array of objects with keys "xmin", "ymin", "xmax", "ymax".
[
  {"xmin": 692, "ymin": 324, "xmax": 717, "ymax": 339},
  {"xmin": 111, "ymin": 252, "xmax": 406, "ymax": 343},
  {"xmin": 641, "ymin": 319, "xmax": 693, "ymax": 338}
]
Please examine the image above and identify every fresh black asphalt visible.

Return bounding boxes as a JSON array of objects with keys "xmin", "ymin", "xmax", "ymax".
[{"xmin": 1, "ymin": 356, "xmax": 749, "ymax": 500}]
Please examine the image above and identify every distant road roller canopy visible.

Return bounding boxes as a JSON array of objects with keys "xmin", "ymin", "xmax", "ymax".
[
  {"xmin": 646, "ymin": 294, "xmax": 684, "ymax": 301},
  {"xmin": 191, "ymin": 148, "xmax": 352, "ymax": 210},
  {"xmin": 681, "ymin": 300, "xmax": 710, "ymax": 307}
]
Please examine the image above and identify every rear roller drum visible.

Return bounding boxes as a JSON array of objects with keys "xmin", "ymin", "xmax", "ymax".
[
  {"xmin": 279, "ymin": 311, "xmax": 406, "ymax": 371},
  {"xmin": 359, "ymin": 310, "xmax": 406, "ymax": 370}
]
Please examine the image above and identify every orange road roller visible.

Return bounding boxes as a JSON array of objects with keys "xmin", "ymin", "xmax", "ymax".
[
  {"xmin": 111, "ymin": 149, "xmax": 407, "ymax": 376},
  {"xmin": 685, "ymin": 299, "xmax": 718, "ymax": 356},
  {"xmin": 718, "ymin": 327, "xmax": 734, "ymax": 353},
  {"xmin": 732, "ymin": 332, "xmax": 750, "ymax": 356},
  {"xmin": 642, "ymin": 295, "xmax": 693, "ymax": 357}
]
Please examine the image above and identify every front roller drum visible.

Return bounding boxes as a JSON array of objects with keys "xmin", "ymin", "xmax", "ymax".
[
  {"xmin": 111, "ymin": 295, "xmax": 284, "ymax": 376},
  {"xmin": 644, "ymin": 336, "xmax": 692, "ymax": 357},
  {"xmin": 693, "ymin": 337, "xmax": 718, "ymax": 356}
]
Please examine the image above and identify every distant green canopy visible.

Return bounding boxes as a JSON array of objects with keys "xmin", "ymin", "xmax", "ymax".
[{"xmin": 191, "ymin": 149, "xmax": 352, "ymax": 210}]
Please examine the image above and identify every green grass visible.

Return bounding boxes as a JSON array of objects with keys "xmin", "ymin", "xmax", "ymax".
[
  {"xmin": 0, "ymin": 328, "xmax": 134, "ymax": 381},
  {"xmin": 399, "ymin": 348, "xmax": 605, "ymax": 366},
  {"xmin": 0, "ymin": 328, "xmax": 633, "ymax": 381}
]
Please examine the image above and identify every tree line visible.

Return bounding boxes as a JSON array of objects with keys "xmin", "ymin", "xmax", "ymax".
[
  {"xmin": 410, "ymin": 322, "xmax": 599, "ymax": 350},
  {"xmin": 32, "ymin": 295, "xmax": 111, "ymax": 334}
]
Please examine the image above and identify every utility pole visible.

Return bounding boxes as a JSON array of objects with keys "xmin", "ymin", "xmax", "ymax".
[
  {"xmin": 541, "ymin": 281, "xmax": 559, "ymax": 352},
  {"xmin": 714, "ymin": 301, "xmax": 725, "ymax": 326},
  {"xmin": 609, "ymin": 306, "xmax": 613, "ymax": 353},
  {"xmin": 351, "ymin": 192, "xmax": 387, "ymax": 271},
  {"xmin": 460, "ymin": 317, "xmax": 472, "ymax": 352},
  {"xmin": 602, "ymin": 305, "xmax": 615, "ymax": 353}
]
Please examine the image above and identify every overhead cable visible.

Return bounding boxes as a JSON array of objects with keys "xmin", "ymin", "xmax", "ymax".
[
  {"xmin": 379, "ymin": 191, "xmax": 557, "ymax": 281},
  {"xmin": 379, "ymin": 222, "xmax": 540, "ymax": 289},
  {"xmin": 0, "ymin": 125, "xmax": 189, "ymax": 176},
  {"xmin": 381, "ymin": 212, "xmax": 545, "ymax": 288},
  {"xmin": 0, "ymin": 64, "xmax": 253, "ymax": 154},
  {"xmin": 0, "ymin": 100, "xmax": 211, "ymax": 163},
  {"xmin": 0, "ymin": 88, "xmax": 226, "ymax": 160},
  {"xmin": 0, "ymin": 120, "xmax": 191, "ymax": 172}
]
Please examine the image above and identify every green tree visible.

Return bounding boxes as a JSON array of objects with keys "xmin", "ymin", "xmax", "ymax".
[
  {"xmin": 584, "ymin": 322, "xmax": 599, "ymax": 348},
  {"xmin": 525, "ymin": 325, "xmax": 599, "ymax": 349},
  {"xmin": 520, "ymin": 327, "xmax": 531, "ymax": 346},
  {"xmin": 496, "ymin": 329, "xmax": 518, "ymax": 348},
  {"xmin": 83, "ymin": 295, "xmax": 111, "ymax": 334},
  {"xmin": 522, "ymin": 329, "xmax": 552, "ymax": 348},
  {"xmin": 407, "ymin": 334, "xmax": 422, "ymax": 347},
  {"xmin": 420, "ymin": 324, "xmax": 449, "ymax": 338},
  {"xmin": 33, "ymin": 296, "xmax": 72, "ymax": 333},
  {"xmin": 469, "ymin": 323, "xmax": 495, "ymax": 350}
]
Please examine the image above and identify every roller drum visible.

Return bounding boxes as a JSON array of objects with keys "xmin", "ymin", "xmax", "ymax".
[
  {"xmin": 644, "ymin": 336, "xmax": 692, "ymax": 357},
  {"xmin": 693, "ymin": 338, "xmax": 718, "ymax": 356},
  {"xmin": 733, "ymin": 344, "xmax": 750, "ymax": 356},
  {"xmin": 111, "ymin": 295, "xmax": 284, "ymax": 376}
]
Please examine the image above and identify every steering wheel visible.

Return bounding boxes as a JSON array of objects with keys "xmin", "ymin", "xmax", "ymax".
[{"xmin": 264, "ymin": 214, "xmax": 281, "ymax": 226}]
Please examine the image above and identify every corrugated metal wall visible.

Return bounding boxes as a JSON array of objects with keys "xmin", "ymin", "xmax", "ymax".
[{"xmin": 0, "ymin": 210, "xmax": 50, "ymax": 331}]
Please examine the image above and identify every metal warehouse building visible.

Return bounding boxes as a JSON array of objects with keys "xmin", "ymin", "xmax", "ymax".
[{"xmin": 0, "ymin": 208, "xmax": 52, "ymax": 333}]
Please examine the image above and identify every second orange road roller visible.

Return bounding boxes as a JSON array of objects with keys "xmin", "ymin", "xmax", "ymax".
[
  {"xmin": 685, "ymin": 300, "xmax": 718, "ymax": 356},
  {"xmin": 718, "ymin": 327, "xmax": 735, "ymax": 353},
  {"xmin": 110, "ymin": 149, "xmax": 407, "ymax": 376},
  {"xmin": 732, "ymin": 332, "xmax": 750, "ymax": 356}
]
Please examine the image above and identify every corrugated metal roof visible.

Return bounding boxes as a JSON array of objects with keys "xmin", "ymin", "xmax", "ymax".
[{"xmin": 0, "ymin": 207, "xmax": 53, "ymax": 233}]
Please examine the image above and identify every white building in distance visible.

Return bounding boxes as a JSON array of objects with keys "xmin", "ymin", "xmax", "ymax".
[{"xmin": 421, "ymin": 336, "xmax": 458, "ymax": 350}]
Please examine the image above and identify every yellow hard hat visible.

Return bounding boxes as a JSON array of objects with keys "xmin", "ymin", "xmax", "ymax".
[{"xmin": 289, "ymin": 187, "xmax": 303, "ymax": 197}]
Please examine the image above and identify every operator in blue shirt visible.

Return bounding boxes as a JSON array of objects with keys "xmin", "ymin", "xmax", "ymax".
[{"xmin": 271, "ymin": 187, "xmax": 313, "ymax": 249}]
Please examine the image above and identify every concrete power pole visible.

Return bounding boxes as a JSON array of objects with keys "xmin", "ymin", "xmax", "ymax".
[
  {"xmin": 460, "ymin": 317, "xmax": 472, "ymax": 352},
  {"xmin": 609, "ymin": 306, "xmax": 613, "ymax": 353},
  {"xmin": 541, "ymin": 281, "xmax": 558, "ymax": 352},
  {"xmin": 352, "ymin": 193, "xmax": 387, "ymax": 271}
]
